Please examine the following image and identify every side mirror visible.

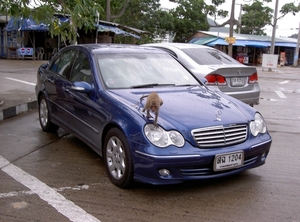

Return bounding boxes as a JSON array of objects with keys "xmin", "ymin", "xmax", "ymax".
[{"xmin": 71, "ymin": 81, "xmax": 92, "ymax": 93}]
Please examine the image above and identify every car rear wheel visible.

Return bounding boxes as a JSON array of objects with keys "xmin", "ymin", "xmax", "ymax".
[
  {"xmin": 38, "ymin": 95, "xmax": 59, "ymax": 132},
  {"xmin": 104, "ymin": 128, "xmax": 133, "ymax": 188}
]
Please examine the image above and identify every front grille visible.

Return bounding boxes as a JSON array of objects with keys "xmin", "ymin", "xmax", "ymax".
[{"xmin": 191, "ymin": 124, "xmax": 247, "ymax": 148}]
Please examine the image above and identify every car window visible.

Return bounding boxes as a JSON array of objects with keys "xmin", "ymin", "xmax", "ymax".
[
  {"xmin": 181, "ymin": 48, "xmax": 240, "ymax": 65},
  {"xmin": 97, "ymin": 52, "xmax": 199, "ymax": 89},
  {"xmin": 49, "ymin": 49, "xmax": 77, "ymax": 79},
  {"xmin": 69, "ymin": 52, "xmax": 92, "ymax": 84}
]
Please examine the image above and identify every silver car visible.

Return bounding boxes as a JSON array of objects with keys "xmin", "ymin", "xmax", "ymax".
[{"xmin": 143, "ymin": 43, "xmax": 260, "ymax": 106}]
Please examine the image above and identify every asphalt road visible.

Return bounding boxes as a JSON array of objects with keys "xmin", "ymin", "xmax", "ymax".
[{"xmin": 0, "ymin": 60, "xmax": 300, "ymax": 221}]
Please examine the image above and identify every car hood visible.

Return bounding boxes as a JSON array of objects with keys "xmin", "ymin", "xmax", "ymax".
[{"xmin": 108, "ymin": 86, "xmax": 254, "ymax": 130}]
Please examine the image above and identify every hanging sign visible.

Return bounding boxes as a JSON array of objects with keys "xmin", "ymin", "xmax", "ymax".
[{"xmin": 225, "ymin": 37, "xmax": 236, "ymax": 44}]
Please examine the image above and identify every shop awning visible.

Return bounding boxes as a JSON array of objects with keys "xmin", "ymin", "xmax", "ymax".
[
  {"xmin": 275, "ymin": 42, "xmax": 297, "ymax": 47},
  {"xmin": 207, "ymin": 38, "xmax": 271, "ymax": 48},
  {"xmin": 5, "ymin": 16, "xmax": 48, "ymax": 32},
  {"xmin": 97, "ymin": 24, "xmax": 140, "ymax": 39},
  {"xmin": 236, "ymin": 40, "xmax": 270, "ymax": 48},
  {"xmin": 190, "ymin": 36, "xmax": 218, "ymax": 45},
  {"xmin": 5, "ymin": 16, "xmax": 140, "ymax": 39},
  {"xmin": 206, "ymin": 38, "xmax": 246, "ymax": 46}
]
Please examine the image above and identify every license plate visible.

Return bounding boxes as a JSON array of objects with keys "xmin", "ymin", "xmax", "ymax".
[
  {"xmin": 213, "ymin": 151, "xmax": 244, "ymax": 171},
  {"xmin": 231, "ymin": 77, "xmax": 245, "ymax": 86}
]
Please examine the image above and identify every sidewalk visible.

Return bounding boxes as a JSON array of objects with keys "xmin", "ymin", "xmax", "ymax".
[
  {"xmin": 0, "ymin": 59, "xmax": 299, "ymax": 122},
  {"xmin": 0, "ymin": 59, "xmax": 46, "ymax": 121}
]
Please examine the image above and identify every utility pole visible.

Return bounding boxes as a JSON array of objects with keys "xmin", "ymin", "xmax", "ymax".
[
  {"xmin": 270, "ymin": 0, "xmax": 279, "ymax": 55},
  {"xmin": 95, "ymin": 11, "xmax": 100, "ymax": 43},
  {"xmin": 106, "ymin": 0, "xmax": 111, "ymax": 22},
  {"xmin": 268, "ymin": 0, "xmax": 279, "ymax": 71},
  {"xmin": 237, "ymin": 0, "xmax": 253, "ymax": 34},
  {"xmin": 237, "ymin": 4, "xmax": 242, "ymax": 34},
  {"xmin": 294, "ymin": 22, "xmax": 300, "ymax": 67},
  {"xmin": 228, "ymin": 0, "xmax": 236, "ymax": 57}
]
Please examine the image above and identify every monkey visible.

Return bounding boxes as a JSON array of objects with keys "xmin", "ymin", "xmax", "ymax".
[{"xmin": 140, "ymin": 92, "xmax": 163, "ymax": 127}]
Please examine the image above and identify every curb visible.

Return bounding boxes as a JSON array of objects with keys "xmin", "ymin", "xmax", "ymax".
[{"xmin": 0, "ymin": 100, "xmax": 37, "ymax": 122}]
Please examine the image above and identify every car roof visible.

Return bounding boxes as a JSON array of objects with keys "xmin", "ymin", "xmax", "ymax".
[
  {"xmin": 143, "ymin": 43, "xmax": 211, "ymax": 50},
  {"xmin": 66, "ymin": 44, "xmax": 166, "ymax": 54}
]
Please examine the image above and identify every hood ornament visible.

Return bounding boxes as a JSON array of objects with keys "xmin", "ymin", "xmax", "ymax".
[{"xmin": 215, "ymin": 110, "xmax": 222, "ymax": 121}]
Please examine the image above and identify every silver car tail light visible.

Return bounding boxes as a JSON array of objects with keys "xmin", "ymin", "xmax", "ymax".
[
  {"xmin": 205, "ymin": 74, "xmax": 227, "ymax": 85},
  {"xmin": 248, "ymin": 73, "xmax": 258, "ymax": 84}
]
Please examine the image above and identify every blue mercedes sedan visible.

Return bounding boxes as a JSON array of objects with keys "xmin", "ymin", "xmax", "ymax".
[{"xmin": 35, "ymin": 44, "xmax": 272, "ymax": 188}]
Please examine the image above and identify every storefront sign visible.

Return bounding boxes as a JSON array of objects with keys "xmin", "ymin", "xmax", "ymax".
[
  {"xmin": 262, "ymin": 54, "xmax": 278, "ymax": 69},
  {"xmin": 17, "ymin": 48, "xmax": 33, "ymax": 56}
]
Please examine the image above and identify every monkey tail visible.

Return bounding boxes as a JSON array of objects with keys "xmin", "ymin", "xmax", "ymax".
[{"xmin": 139, "ymin": 95, "xmax": 148, "ymax": 101}]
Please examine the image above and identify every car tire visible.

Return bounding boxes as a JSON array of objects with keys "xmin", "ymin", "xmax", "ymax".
[
  {"xmin": 38, "ymin": 95, "xmax": 59, "ymax": 132},
  {"xmin": 104, "ymin": 128, "xmax": 134, "ymax": 188}
]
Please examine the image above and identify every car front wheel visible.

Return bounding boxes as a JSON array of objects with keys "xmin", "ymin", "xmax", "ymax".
[
  {"xmin": 38, "ymin": 95, "xmax": 59, "ymax": 132},
  {"xmin": 104, "ymin": 128, "xmax": 133, "ymax": 188}
]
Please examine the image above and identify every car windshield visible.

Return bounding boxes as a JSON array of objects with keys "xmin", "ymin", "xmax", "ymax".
[
  {"xmin": 181, "ymin": 48, "xmax": 241, "ymax": 65},
  {"xmin": 97, "ymin": 52, "xmax": 200, "ymax": 89}
]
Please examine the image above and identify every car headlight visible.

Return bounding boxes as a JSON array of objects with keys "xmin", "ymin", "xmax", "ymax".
[
  {"xmin": 144, "ymin": 124, "xmax": 185, "ymax": 148},
  {"xmin": 250, "ymin": 113, "xmax": 267, "ymax": 136}
]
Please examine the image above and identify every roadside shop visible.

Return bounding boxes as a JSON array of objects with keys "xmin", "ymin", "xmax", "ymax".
[
  {"xmin": 0, "ymin": 15, "xmax": 146, "ymax": 60},
  {"xmin": 190, "ymin": 31, "xmax": 299, "ymax": 66}
]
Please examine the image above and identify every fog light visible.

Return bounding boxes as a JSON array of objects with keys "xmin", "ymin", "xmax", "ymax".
[
  {"xmin": 159, "ymin": 169, "xmax": 170, "ymax": 177},
  {"xmin": 261, "ymin": 152, "xmax": 267, "ymax": 161}
]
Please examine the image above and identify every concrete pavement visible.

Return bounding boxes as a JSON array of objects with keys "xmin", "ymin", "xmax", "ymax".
[
  {"xmin": 0, "ymin": 58, "xmax": 299, "ymax": 122},
  {"xmin": 0, "ymin": 59, "xmax": 46, "ymax": 121}
]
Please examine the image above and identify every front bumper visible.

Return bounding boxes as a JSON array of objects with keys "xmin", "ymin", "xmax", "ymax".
[{"xmin": 132, "ymin": 136, "xmax": 272, "ymax": 185}]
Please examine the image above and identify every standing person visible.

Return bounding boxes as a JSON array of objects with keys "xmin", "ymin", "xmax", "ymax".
[{"xmin": 44, "ymin": 42, "xmax": 52, "ymax": 60}]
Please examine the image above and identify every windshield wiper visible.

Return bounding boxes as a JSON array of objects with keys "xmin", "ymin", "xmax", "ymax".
[{"xmin": 131, "ymin": 83, "xmax": 175, "ymax": 89}]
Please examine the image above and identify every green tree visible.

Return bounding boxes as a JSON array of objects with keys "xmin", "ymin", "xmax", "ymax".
[
  {"xmin": 240, "ymin": 1, "xmax": 273, "ymax": 35},
  {"xmin": 0, "ymin": 0, "xmax": 104, "ymax": 44},
  {"xmin": 240, "ymin": 0, "xmax": 300, "ymax": 36},
  {"xmin": 169, "ymin": 0, "xmax": 207, "ymax": 42},
  {"xmin": 168, "ymin": 0, "xmax": 230, "ymax": 42},
  {"xmin": 112, "ymin": 0, "xmax": 174, "ymax": 43}
]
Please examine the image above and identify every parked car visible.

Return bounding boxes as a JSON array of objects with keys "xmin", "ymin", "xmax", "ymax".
[
  {"xmin": 143, "ymin": 43, "xmax": 260, "ymax": 107},
  {"xmin": 35, "ymin": 44, "xmax": 271, "ymax": 188}
]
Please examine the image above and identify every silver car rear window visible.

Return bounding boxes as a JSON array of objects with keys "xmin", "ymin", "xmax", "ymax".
[{"xmin": 181, "ymin": 48, "xmax": 240, "ymax": 65}]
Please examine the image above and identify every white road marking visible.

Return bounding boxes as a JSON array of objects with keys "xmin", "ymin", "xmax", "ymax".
[
  {"xmin": 0, "ymin": 155, "xmax": 100, "ymax": 222},
  {"xmin": 274, "ymin": 91, "xmax": 287, "ymax": 99},
  {"xmin": 279, "ymin": 80, "xmax": 290, "ymax": 85},
  {"xmin": 0, "ymin": 184, "xmax": 89, "ymax": 199},
  {"xmin": 5, "ymin": 77, "xmax": 35, "ymax": 86}
]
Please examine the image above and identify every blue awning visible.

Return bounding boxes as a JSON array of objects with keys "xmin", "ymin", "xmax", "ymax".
[
  {"xmin": 191, "ymin": 36, "xmax": 218, "ymax": 45},
  {"xmin": 236, "ymin": 40, "xmax": 270, "ymax": 48},
  {"xmin": 207, "ymin": 38, "xmax": 271, "ymax": 48},
  {"xmin": 97, "ymin": 24, "xmax": 140, "ymax": 39},
  {"xmin": 5, "ymin": 16, "xmax": 140, "ymax": 39},
  {"xmin": 5, "ymin": 16, "xmax": 49, "ymax": 32},
  {"xmin": 275, "ymin": 42, "xmax": 297, "ymax": 47},
  {"xmin": 206, "ymin": 38, "xmax": 246, "ymax": 46}
]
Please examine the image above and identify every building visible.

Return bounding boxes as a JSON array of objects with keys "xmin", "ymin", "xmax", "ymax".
[
  {"xmin": 0, "ymin": 16, "xmax": 147, "ymax": 59},
  {"xmin": 189, "ymin": 31, "xmax": 299, "ymax": 66}
]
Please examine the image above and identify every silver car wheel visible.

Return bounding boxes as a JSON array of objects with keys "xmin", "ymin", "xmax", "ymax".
[
  {"xmin": 106, "ymin": 136, "xmax": 126, "ymax": 180},
  {"xmin": 38, "ymin": 95, "xmax": 59, "ymax": 132},
  {"xmin": 39, "ymin": 98, "xmax": 49, "ymax": 127}
]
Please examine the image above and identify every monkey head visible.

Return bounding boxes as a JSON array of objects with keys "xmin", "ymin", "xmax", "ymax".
[{"xmin": 150, "ymin": 100, "xmax": 158, "ymax": 112}]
